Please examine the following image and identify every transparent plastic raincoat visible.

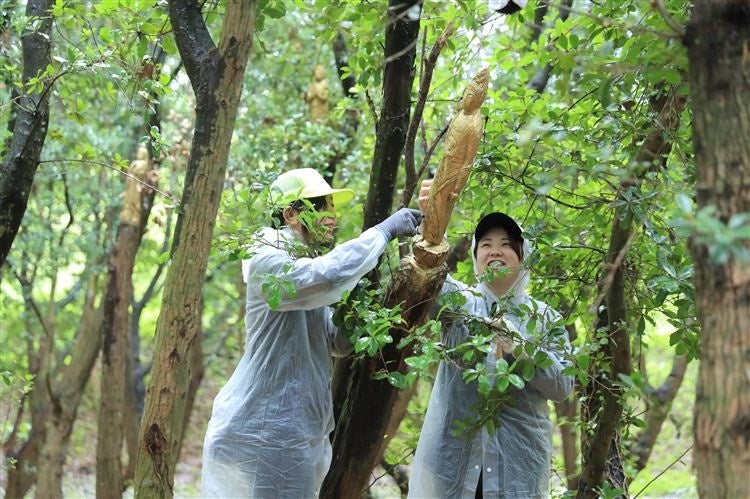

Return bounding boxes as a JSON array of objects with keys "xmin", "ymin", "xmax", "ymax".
[
  {"xmin": 409, "ymin": 237, "xmax": 574, "ymax": 499},
  {"xmin": 202, "ymin": 225, "xmax": 389, "ymax": 498}
]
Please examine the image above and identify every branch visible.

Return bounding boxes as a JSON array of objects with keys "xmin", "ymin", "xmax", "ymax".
[
  {"xmin": 402, "ymin": 22, "xmax": 454, "ymax": 207},
  {"xmin": 631, "ymin": 354, "xmax": 688, "ymax": 472},
  {"xmin": 650, "ymin": 0, "xmax": 685, "ymax": 38},
  {"xmin": 39, "ymin": 159, "xmax": 176, "ymax": 203}
]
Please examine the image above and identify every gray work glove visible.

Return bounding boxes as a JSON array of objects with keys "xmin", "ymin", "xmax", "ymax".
[{"xmin": 375, "ymin": 208, "xmax": 423, "ymax": 241}]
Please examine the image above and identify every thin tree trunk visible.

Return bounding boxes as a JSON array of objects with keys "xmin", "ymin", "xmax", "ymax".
[
  {"xmin": 631, "ymin": 354, "xmax": 688, "ymax": 472},
  {"xmin": 578, "ymin": 90, "xmax": 686, "ymax": 498},
  {"xmin": 529, "ymin": 0, "xmax": 573, "ymax": 93},
  {"xmin": 685, "ymin": 3, "xmax": 750, "ymax": 497},
  {"xmin": 0, "ymin": 0, "xmax": 54, "ymax": 268},
  {"xmin": 324, "ymin": 31, "xmax": 360, "ymax": 185},
  {"xmin": 133, "ymin": 1, "xmax": 256, "ymax": 496},
  {"xmin": 556, "ymin": 322, "xmax": 580, "ymax": 490},
  {"xmin": 32, "ymin": 274, "xmax": 103, "ymax": 498}
]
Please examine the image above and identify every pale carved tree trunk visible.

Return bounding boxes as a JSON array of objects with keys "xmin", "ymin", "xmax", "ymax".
[
  {"xmin": 685, "ymin": 3, "xmax": 750, "ymax": 498},
  {"xmin": 323, "ymin": 68, "xmax": 489, "ymax": 499},
  {"xmin": 97, "ymin": 146, "xmax": 156, "ymax": 498},
  {"xmin": 133, "ymin": 1, "xmax": 256, "ymax": 496}
]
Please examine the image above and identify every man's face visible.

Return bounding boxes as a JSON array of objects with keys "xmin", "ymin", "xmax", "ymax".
[
  {"xmin": 476, "ymin": 226, "xmax": 522, "ymax": 292},
  {"xmin": 299, "ymin": 196, "xmax": 337, "ymax": 249}
]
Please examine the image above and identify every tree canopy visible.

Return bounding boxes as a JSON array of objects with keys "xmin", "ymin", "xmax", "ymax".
[{"xmin": 1, "ymin": 0, "xmax": 748, "ymax": 497}]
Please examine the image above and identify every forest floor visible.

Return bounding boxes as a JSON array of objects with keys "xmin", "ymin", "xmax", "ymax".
[{"xmin": 1, "ymin": 347, "xmax": 697, "ymax": 498}]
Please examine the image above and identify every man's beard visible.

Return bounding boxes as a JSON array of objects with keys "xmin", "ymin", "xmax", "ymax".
[{"xmin": 301, "ymin": 224, "xmax": 336, "ymax": 252}]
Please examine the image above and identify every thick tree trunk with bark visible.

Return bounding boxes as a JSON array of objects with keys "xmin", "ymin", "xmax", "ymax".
[
  {"xmin": 327, "ymin": 3, "xmax": 421, "ymax": 492},
  {"xmin": 361, "ymin": 0, "xmax": 421, "ymax": 231},
  {"xmin": 97, "ymin": 147, "xmax": 155, "ymax": 498},
  {"xmin": 324, "ymin": 67, "xmax": 488, "ymax": 499},
  {"xmin": 133, "ymin": 1, "xmax": 256, "ymax": 496},
  {"xmin": 0, "ymin": 0, "xmax": 54, "ymax": 268},
  {"xmin": 685, "ymin": 3, "xmax": 750, "ymax": 497}
]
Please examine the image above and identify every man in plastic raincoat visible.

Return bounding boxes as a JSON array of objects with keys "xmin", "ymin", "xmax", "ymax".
[
  {"xmin": 409, "ymin": 196, "xmax": 574, "ymax": 498},
  {"xmin": 201, "ymin": 168, "xmax": 422, "ymax": 498}
]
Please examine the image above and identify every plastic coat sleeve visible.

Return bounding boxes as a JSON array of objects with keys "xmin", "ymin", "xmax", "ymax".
[
  {"xmin": 523, "ymin": 306, "xmax": 574, "ymax": 402},
  {"xmin": 246, "ymin": 227, "xmax": 388, "ymax": 311}
]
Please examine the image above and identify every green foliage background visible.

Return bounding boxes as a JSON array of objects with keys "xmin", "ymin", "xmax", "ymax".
[{"xmin": 2, "ymin": 0, "xmax": 741, "ymax": 496}]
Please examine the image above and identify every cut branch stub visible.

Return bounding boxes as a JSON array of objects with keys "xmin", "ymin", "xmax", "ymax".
[{"xmin": 421, "ymin": 67, "xmax": 489, "ymax": 246}]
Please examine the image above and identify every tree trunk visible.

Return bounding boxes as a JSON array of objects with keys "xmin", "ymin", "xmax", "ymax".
[
  {"xmin": 326, "ymin": 3, "xmax": 420, "ymax": 493},
  {"xmin": 324, "ymin": 31, "xmax": 360, "ymax": 185},
  {"xmin": 556, "ymin": 322, "xmax": 580, "ymax": 490},
  {"xmin": 133, "ymin": 1, "xmax": 256, "ymax": 496},
  {"xmin": 97, "ymin": 147, "xmax": 155, "ymax": 498},
  {"xmin": 0, "ymin": 0, "xmax": 54, "ymax": 268},
  {"xmin": 361, "ymin": 0, "xmax": 421, "ymax": 231},
  {"xmin": 31, "ymin": 274, "xmax": 103, "ymax": 499},
  {"xmin": 685, "ymin": 3, "xmax": 750, "ymax": 497},
  {"xmin": 323, "ymin": 67, "xmax": 488, "ymax": 499}
]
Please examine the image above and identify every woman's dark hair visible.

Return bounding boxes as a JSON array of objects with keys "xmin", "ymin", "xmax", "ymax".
[{"xmin": 272, "ymin": 195, "xmax": 329, "ymax": 229}]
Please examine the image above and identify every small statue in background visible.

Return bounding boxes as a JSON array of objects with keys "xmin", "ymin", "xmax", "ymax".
[{"xmin": 304, "ymin": 65, "xmax": 329, "ymax": 122}]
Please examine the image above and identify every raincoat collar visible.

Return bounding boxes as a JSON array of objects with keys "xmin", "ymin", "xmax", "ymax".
[{"xmin": 242, "ymin": 226, "xmax": 304, "ymax": 282}]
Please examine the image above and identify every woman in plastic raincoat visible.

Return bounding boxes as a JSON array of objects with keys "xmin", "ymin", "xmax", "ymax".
[
  {"xmin": 201, "ymin": 168, "xmax": 422, "ymax": 498},
  {"xmin": 409, "ymin": 201, "xmax": 574, "ymax": 498}
]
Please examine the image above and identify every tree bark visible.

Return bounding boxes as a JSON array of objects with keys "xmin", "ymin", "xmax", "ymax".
[
  {"xmin": 324, "ymin": 31, "xmax": 360, "ymax": 185},
  {"xmin": 323, "ymin": 66, "xmax": 488, "ymax": 499},
  {"xmin": 0, "ymin": 0, "xmax": 54, "ymax": 268},
  {"xmin": 133, "ymin": 1, "xmax": 256, "ymax": 496},
  {"xmin": 685, "ymin": 3, "xmax": 750, "ymax": 497},
  {"xmin": 34, "ymin": 280, "xmax": 102, "ymax": 499},
  {"xmin": 361, "ymin": 0, "xmax": 421, "ymax": 231},
  {"xmin": 97, "ymin": 147, "xmax": 155, "ymax": 498},
  {"xmin": 327, "ymin": 3, "xmax": 421, "ymax": 492},
  {"xmin": 5, "ymin": 273, "xmax": 103, "ymax": 499}
]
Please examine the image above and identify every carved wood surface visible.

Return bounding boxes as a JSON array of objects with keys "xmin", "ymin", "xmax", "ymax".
[{"xmin": 421, "ymin": 67, "xmax": 489, "ymax": 246}]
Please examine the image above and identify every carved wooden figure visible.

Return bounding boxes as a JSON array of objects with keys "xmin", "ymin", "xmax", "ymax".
[
  {"xmin": 421, "ymin": 67, "xmax": 489, "ymax": 247},
  {"xmin": 305, "ymin": 64, "xmax": 330, "ymax": 122}
]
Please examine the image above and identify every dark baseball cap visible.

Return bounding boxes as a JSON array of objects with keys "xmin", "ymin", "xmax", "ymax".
[{"xmin": 473, "ymin": 212, "xmax": 523, "ymax": 255}]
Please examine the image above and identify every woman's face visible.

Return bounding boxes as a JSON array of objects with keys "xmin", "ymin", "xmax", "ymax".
[{"xmin": 475, "ymin": 226, "xmax": 522, "ymax": 294}]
